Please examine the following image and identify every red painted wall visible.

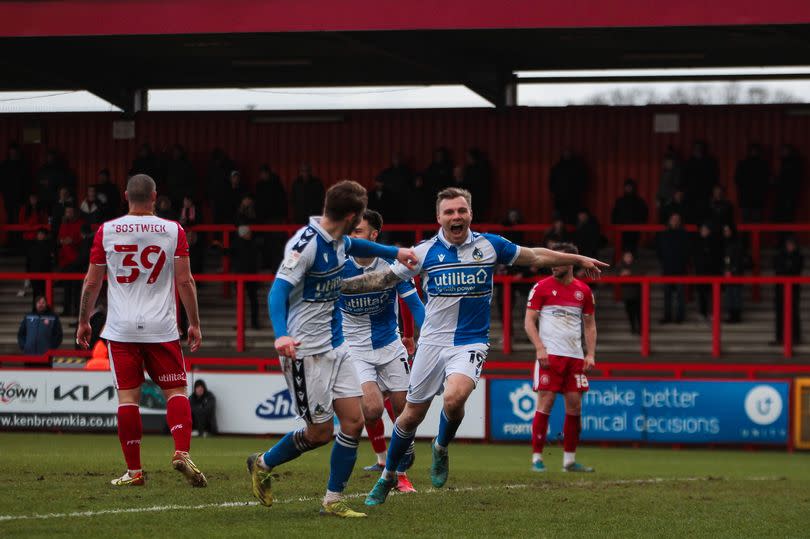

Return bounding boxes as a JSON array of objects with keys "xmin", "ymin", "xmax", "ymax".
[{"xmin": 1, "ymin": 105, "xmax": 809, "ymax": 225}]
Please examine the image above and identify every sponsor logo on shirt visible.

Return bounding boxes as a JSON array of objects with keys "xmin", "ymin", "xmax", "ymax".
[
  {"xmin": 427, "ymin": 267, "xmax": 492, "ymax": 296},
  {"xmin": 340, "ymin": 290, "xmax": 392, "ymax": 315}
]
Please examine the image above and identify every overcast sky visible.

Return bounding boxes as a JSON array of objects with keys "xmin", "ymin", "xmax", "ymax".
[{"xmin": 2, "ymin": 68, "xmax": 810, "ymax": 113}]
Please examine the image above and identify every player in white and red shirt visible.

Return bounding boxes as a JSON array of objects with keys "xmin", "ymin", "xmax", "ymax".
[
  {"xmin": 76, "ymin": 174, "xmax": 206, "ymax": 488},
  {"xmin": 524, "ymin": 242, "xmax": 597, "ymax": 473}
]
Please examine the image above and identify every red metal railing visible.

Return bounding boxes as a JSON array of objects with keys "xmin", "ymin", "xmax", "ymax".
[{"xmin": 1, "ymin": 272, "xmax": 806, "ymax": 358}]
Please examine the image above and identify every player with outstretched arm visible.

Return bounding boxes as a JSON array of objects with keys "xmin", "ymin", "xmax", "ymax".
[{"xmin": 524, "ymin": 242, "xmax": 597, "ymax": 473}]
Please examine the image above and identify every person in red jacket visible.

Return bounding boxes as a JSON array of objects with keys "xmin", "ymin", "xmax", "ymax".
[{"xmin": 56, "ymin": 206, "xmax": 84, "ymax": 316}]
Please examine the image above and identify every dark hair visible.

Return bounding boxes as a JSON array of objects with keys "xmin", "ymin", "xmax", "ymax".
[
  {"xmin": 552, "ymin": 242, "xmax": 579, "ymax": 255},
  {"xmin": 363, "ymin": 209, "xmax": 383, "ymax": 232},
  {"xmin": 323, "ymin": 180, "xmax": 367, "ymax": 221},
  {"xmin": 435, "ymin": 187, "xmax": 472, "ymax": 214}
]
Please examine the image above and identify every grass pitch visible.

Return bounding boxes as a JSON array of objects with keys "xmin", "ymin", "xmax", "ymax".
[{"xmin": 0, "ymin": 433, "xmax": 809, "ymax": 538}]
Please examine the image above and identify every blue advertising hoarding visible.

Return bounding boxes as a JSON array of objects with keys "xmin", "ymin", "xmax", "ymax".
[{"xmin": 489, "ymin": 378, "xmax": 789, "ymax": 444}]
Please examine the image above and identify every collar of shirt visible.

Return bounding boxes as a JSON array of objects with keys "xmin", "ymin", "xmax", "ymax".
[
  {"xmin": 349, "ymin": 256, "xmax": 378, "ymax": 270},
  {"xmin": 437, "ymin": 227, "xmax": 475, "ymax": 249},
  {"xmin": 308, "ymin": 216, "xmax": 337, "ymax": 244}
]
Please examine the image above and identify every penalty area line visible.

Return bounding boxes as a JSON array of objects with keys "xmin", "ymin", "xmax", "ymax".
[{"xmin": 0, "ymin": 476, "xmax": 768, "ymax": 522}]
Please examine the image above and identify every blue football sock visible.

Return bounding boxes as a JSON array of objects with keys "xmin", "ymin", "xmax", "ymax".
[
  {"xmin": 327, "ymin": 432, "xmax": 359, "ymax": 493},
  {"xmin": 396, "ymin": 440, "xmax": 415, "ymax": 473},
  {"xmin": 436, "ymin": 409, "xmax": 462, "ymax": 449},
  {"xmin": 385, "ymin": 423, "xmax": 415, "ymax": 478},
  {"xmin": 262, "ymin": 428, "xmax": 312, "ymax": 469}
]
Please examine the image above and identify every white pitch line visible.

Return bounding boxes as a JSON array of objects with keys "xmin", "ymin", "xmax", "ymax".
[{"xmin": 0, "ymin": 476, "xmax": 770, "ymax": 523}]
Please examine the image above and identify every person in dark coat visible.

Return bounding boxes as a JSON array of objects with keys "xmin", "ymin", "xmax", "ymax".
[
  {"xmin": 611, "ymin": 178, "xmax": 648, "ymax": 254},
  {"xmin": 619, "ymin": 251, "xmax": 641, "ymax": 334},
  {"xmin": 549, "ymin": 149, "xmax": 588, "ymax": 224},
  {"xmin": 573, "ymin": 209, "xmax": 603, "ymax": 260},
  {"xmin": 463, "ymin": 148, "xmax": 492, "ymax": 221},
  {"xmin": 18, "ymin": 296, "xmax": 63, "ymax": 355},
  {"xmin": 165, "ymin": 144, "xmax": 196, "ymax": 208},
  {"xmin": 734, "ymin": 144, "xmax": 770, "ymax": 223},
  {"xmin": 722, "ymin": 223, "xmax": 746, "ymax": 323},
  {"xmin": 233, "ymin": 196, "xmax": 260, "ymax": 329},
  {"xmin": 772, "ymin": 236, "xmax": 804, "ymax": 345},
  {"xmin": 376, "ymin": 152, "xmax": 413, "ymax": 223},
  {"xmin": 34, "ymin": 149, "xmax": 75, "ymax": 209},
  {"xmin": 656, "ymin": 151, "xmax": 682, "ymax": 215},
  {"xmin": 366, "ymin": 178, "xmax": 394, "ymax": 242},
  {"xmin": 411, "ymin": 174, "xmax": 436, "ymax": 224},
  {"xmin": 423, "ymin": 147, "xmax": 454, "ymax": 195},
  {"xmin": 703, "ymin": 184, "xmax": 735, "ymax": 230},
  {"xmin": 692, "ymin": 222, "xmax": 723, "ymax": 320},
  {"xmin": 772, "ymin": 144, "xmax": 803, "ymax": 223},
  {"xmin": 682, "ymin": 141, "xmax": 719, "ymax": 211},
  {"xmin": 206, "ymin": 148, "xmax": 235, "ymax": 222},
  {"xmin": 94, "ymin": 168, "xmax": 121, "ymax": 220},
  {"xmin": 221, "ymin": 171, "xmax": 247, "ymax": 224},
  {"xmin": 0, "ymin": 143, "xmax": 30, "ymax": 225},
  {"xmin": 254, "ymin": 164, "xmax": 288, "ymax": 269},
  {"xmin": 290, "ymin": 163, "xmax": 325, "ymax": 224},
  {"xmin": 25, "ymin": 228, "xmax": 54, "ymax": 306},
  {"xmin": 190, "ymin": 380, "xmax": 217, "ymax": 436},
  {"xmin": 155, "ymin": 195, "xmax": 178, "ymax": 221},
  {"xmin": 656, "ymin": 212, "xmax": 690, "ymax": 323},
  {"xmin": 660, "ymin": 189, "xmax": 691, "ymax": 225},
  {"xmin": 129, "ymin": 143, "xmax": 164, "ymax": 187},
  {"xmin": 543, "ymin": 213, "xmax": 570, "ymax": 247}
]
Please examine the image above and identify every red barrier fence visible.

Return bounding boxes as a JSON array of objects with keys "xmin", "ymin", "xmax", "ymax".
[{"xmin": 1, "ymin": 271, "xmax": 806, "ymax": 358}]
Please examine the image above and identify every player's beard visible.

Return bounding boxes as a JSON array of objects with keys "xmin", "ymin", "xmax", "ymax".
[{"xmin": 553, "ymin": 266, "xmax": 572, "ymax": 280}]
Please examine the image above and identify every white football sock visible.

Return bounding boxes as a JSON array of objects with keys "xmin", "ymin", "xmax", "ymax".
[
  {"xmin": 563, "ymin": 452, "xmax": 576, "ymax": 467},
  {"xmin": 323, "ymin": 490, "xmax": 342, "ymax": 505},
  {"xmin": 375, "ymin": 451, "xmax": 387, "ymax": 464},
  {"xmin": 532, "ymin": 453, "xmax": 543, "ymax": 463}
]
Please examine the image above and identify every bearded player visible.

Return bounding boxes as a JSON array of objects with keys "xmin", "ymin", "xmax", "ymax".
[
  {"xmin": 524, "ymin": 242, "xmax": 597, "ymax": 473},
  {"xmin": 76, "ymin": 174, "xmax": 206, "ymax": 488}
]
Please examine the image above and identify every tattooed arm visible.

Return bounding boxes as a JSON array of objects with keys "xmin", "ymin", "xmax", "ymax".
[
  {"xmin": 341, "ymin": 266, "xmax": 404, "ymax": 294},
  {"xmin": 76, "ymin": 264, "xmax": 106, "ymax": 348}
]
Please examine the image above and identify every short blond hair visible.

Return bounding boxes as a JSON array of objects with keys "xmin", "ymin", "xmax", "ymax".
[{"xmin": 436, "ymin": 187, "xmax": 472, "ymax": 215}]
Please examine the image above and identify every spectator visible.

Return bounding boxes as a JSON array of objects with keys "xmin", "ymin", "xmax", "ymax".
[
  {"xmin": 222, "ymin": 171, "xmax": 247, "ymax": 223},
  {"xmin": 451, "ymin": 165, "xmax": 466, "ymax": 188},
  {"xmin": 549, "ymin": 149, "xmax": 587, "ymax": 224},
  {"xmin": 772, "ymin": 236, "xmax": 804, "ymax": 345},
  {"xmin": 23, "ymin": 228, "xmax": 53, "ymax": 304},
  {"xmin": 187, "ymin": 229, "xmax": 206, "ymax": 276},
  {"xmin": 290, "ymin": 163, "xmax": 324, "ymax": 224},
  {"xmin": 463, "ymin": 148, "xmax": 492, "ymax": 220},
  {"xmin": 94, "ymin": 168, "xmax": 121, "ymax": 220},
  {"xmin": 423, "ymin": 147, "xmax": 454, "ymax": 195},
  {"xmin": 34, "ymin": 149, "xmax": 75, "ymax": 208},
  {"xmin": 190, "ymin": 380, "xmax": 217, "ymax": 437},
  {"xmin": 51, "ymin": 187, "xmax": 75, "ymax": 232},
  {"xmin": 376, "ymin": 152, "xmax": 413, "ymax": 223},
  {"xmin": 155, "ymin": 195, "xmax": 178, "ymax": 221},
  {"xmin": 17, "ymin": 296, "xmax": 63, "ymax": 355},
  {"xmin": 611, "ymin": 178, "xmax": 648, "ymax": 254},
  {"xmin": 56, "ymin": 206, "xmax": 84, "ymax": 316},
  {"xmin": 734, "ymin": 143, "xmax": 770, "ymax": 223},
  {"xmin": 656, "ymin": 213, "xmax": 690, "ymax": 324},
  {"xmin": 692, "ymin": 222, "xmax": 722, "ymax": 321},
  {"xmin": 0, "ymin": 142, "xmax": 30, "ymax": 225},
  {"xmin": 543, "ymin": 213, "xmax": 570, "ymax": 247},
  {"xmin": 234, "ymin": 196, "xmax": 260, "ymax": 328},
  {"xmin": 703, "ymin": 184, "xmax": 735, "ymax": 230},
  {"xmin": 572, "ymin": 209, "xmax": 603, "ymax": 260},
  {"xmin": 722, "ymin": 223, "xmax": 746, "ymax": 324},
  {"xmin": 165, "ymin": 144, "xmax": 196, "ymax": 207},
  {"xmin": 501, "ymin": 209, "xmax": 524, "ymax": 246},
  {"xmin": 206, "ymin": 148, "xmax": 235, "ymax": 222},
  {"xmin": 255, "ymin": 164, "xmax": 288, "ymax": 269},
  {"xmin": 682, "ymin": 141, "xmax": 718, "ymax": 210},
  {"xmin": 772, "ymin": 144, "xmax": 803, "ymax": 223},
  {"xmin": 619, "ymin": 251, "xmax": 641, "ymax": 335},
  {"xmin": 129, "ymin": 143, "xmax": 163, "ymax": 186},
  {"xmin": 179, "ymin": 196, "xmax": 198, "ymax": 228},
  {"xmin": 660, "ymin": 189, "xmax": 690, "ymax": 225},
  {"xmin": 656, "ymin": 150, "xmax": 682, "ymax": 213},
  {"xmin": 18, "ymin": 193, "xmax": 48, "ymax": 242},
  {"xmin": 79, "ymin": 186, "xmax": 103, "ymax": 224},
  {"xmin": 411, "ymin": 174, "xmax": 435, "ymax": 223}
]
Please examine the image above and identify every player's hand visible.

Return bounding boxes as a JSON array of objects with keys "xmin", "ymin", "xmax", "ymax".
[
  {"xmin": 396, "ymin": 248, "xmax": 419, "ymax": 270},
  {"xmin": 578, "ymin": 256, "xmax": 609, "ymax": 280},
  {"xmin": 275, "ymin": 336, "xmax": 301, "ymax": 359},
  {"xmin": 187, "ymin": 325, "xmax": 202, "ymax": 353},
  {"xmin": 584, "ymin": 355, "xmax": 596, "ymax": 372},
  {"xmin": 401, "ymin": 336, "xmax": 415, "ymax": 355},
  {"xmin": 75, "ymin": 322, "xmax": 92, "ymax": 349},
  {"xmin": 537, "ymin": 347, "xmax": 549, "ymax": 369}
]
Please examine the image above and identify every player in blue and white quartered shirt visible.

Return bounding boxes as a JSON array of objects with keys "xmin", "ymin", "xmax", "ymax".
[
  {"xmin": 339, "ymin": 210, "xmax": 425, "ymax": 493},
  {"xmin": 340, "ymin": 187, "xmax": 609, "ymax": 506},
  {"xmin": 245, "ymin": 181, "xmax": 419, "ymax": 518}
]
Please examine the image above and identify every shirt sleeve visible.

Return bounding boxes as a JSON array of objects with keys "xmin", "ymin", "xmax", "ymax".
[
  {"xmin": 483, "ymin": 233, "xmax": 520, "ymax": 265},
  {"xmin": 527, "ymin": 282, "xmax": 545, "ymax": 311},
  {"xmin": 275, "ymin": 233, "xmax": 316, "ymax": 287},
  {"xmin": 582, "ymin": 284, "xmax": 595, "ymax": 315},
  {"xmin": 89, "ymin": 225, "xmax": 106, "ymax": 265},
  {"xmin": 175, "ymin": 223, "xmax": 190, "ymax": 257}
]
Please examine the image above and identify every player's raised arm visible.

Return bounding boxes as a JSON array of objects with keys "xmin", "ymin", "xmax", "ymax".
[
  {"xmin": 341, "ymin": 265, "xmax": 403, "ymax": 294},
  {"xmin": 345, "ymin": 237, "xmax": 419, "ymax": 270},
  {"xmin": 514, "ymin": 246, "xmax": 609, "ymax": 280},
  {"xmin": 175, "ymin": 256, "xmax": 202, "ymax": 352}
]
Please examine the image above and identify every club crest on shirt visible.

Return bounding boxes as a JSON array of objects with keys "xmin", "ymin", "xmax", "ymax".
[
  {"xmin": 472, "ymin": 247, "xmax": 483, "ymax": 261},
  {"xmin": 575, "ymin": 290, "xmax": 584, "ymax": 301}
]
